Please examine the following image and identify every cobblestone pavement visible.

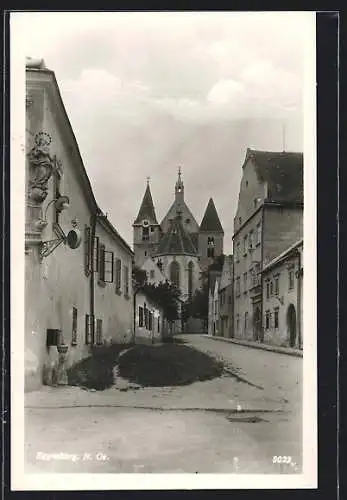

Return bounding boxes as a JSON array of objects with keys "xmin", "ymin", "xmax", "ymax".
[{"xmin": 24, "ymin": 335, "xmax": 302, "ymax": 474}]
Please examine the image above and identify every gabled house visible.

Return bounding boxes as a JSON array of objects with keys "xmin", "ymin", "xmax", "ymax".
[
  {"xmin": 233, "ymin": 148, "xmax": 303, "ymax": 343},
  {"xmin": 25, "ymin": 59, "xmax": 134, "ymax": 390},
  {"xmin": 218, "ymin": 254, "xmax": 234, "ymax": 338}
]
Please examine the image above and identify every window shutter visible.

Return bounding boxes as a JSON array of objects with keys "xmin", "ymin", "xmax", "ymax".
[
  {"xmin": 139, "ymin": 306, "xmax": 143, "ymax": 327},
  {"xmin": 115, "ymin": 258, "xmax": 122, "ymax": 292},
  {"xmin": 96, "ymin": 319, "xmax": 103, "ymax": 345},
  {"xmin": 99, "ymin": 244, "xmax": 105, "ymax": 281},
  {"xmin": 104, "ymin": 251, "xmax": 114, "ymax": 283},
  {"xmin": 84, "ymin": 226, "xmax": 91, "ymax": 275},
  {"xmin": 72, "ymin": 307, "xmax": 78, "ymax": 345},
  {"xmin": 93, "ymin": 237, "xmax": 100, "ymax": 272},
  {"xmin": 85, "ymin": 314, "xmax": 94, "ymax": 344}
]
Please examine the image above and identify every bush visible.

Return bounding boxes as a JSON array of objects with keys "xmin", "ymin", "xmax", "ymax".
[{"xmin": 67, "ymin": 343, "xmax": 132, "ymax": 391}]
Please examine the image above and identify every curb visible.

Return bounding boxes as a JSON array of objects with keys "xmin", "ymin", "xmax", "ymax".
[{"xmin": 202, "ymin": 335, "xmax": 303, "ymax": 358}]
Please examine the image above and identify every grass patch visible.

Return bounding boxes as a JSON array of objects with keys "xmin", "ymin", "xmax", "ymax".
[
  {"xmin": 67, "ymin": 343, "xmax": 132, "ymax": 391},
  {"xmin": 118, "ymin": 343, "xmax": 224, "ymax": 387}
]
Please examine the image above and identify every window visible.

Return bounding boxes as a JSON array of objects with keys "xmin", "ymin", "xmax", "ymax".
[
  {"xmin": 266, "ymin": 281, "xmax": 270, "ymax": 300},
  {"xmin": 93, "ymin": 236, "xmax": 100, "ymax": 272},
  {"xmin": 265, "ymin": 310, "xmax": 270, "ymax": 330},
  {"xmin": 243, "ymin": 272, "xmax": 248, "ymax": 293},
  {"xmin": 170, "ymin": 261, "xmax": 180, "ymax": 289},
  {"xmin": 256, "ymin": 223, "xmax": 262, "ymax": 246},
  {"xmin": 115, "ymin": 258, "xmax": 122, "ymax": 293},
  {"xmin": 249, "ymin": 230, "xmax": 254, "ymax": 250},
  {"xmin": 288, "ymin": 270, "xmax": 295, "ymax": 290},
  {"xmin": 245, "ymin": 180, "xmax": 249, "ymax": 187},
  {"xmin": 150, "ymin": 227, "xmax": 155, "ymax": 232},
  {"xmin": 71, "ymin": 307, "xmax": 78, "ymax": 345},
  {"xmin": 99, "ymin": 244, "xmax": 106, "ymax": 282},
  {"xmin": 150, "ymin": 270, "xmax": 155, "ymax": 279},
  {"xmin": 188, "ymin": 261, "xmax": 194, "ymax": 299},
  {"xmin": 236, "ymin": 277, "xmax": 240, "ymax": 296},
  {"xmin": 139, "ymin": 306, "xmax": 144, "ymax": 327},
  {"xmin": 243, "ymin": 235, "xmax": 247, "ymax": 255},
  {"xmin": 148, "ymin": 312, "xmax": 153, "ymax": 331},
  {"xmin": 124, "ymin": 265, "xmax": 129, "ymax": 296},
  {"xmin": 144, "ymin": 251, "xmax": 147, "ymax": 257},
  {"xmin": 236, "ymin": 242, "xmax": 240, "ymax": 262},
  {"xmin": 85, "ymin": 314, "xmax": 94, "ymax": 345},
  {"xmin": 207, "ymin": 237, "xmax": 215, "ymax": 258},
  {"xmin": 244, "ymin": 312, "xmax": 248, "ymax": 331},
  {"xmin": 142, "ymin": 227, "xmax": 149, "ymax": 241},
  {"xmin": 185, "ymin": 218, "xmax": 190, "ymax": 224},
  {"xmin": 96, "ymin": 319, "xmax": 103, "ymax": 345},
  {"xmin": 274, "ymin": 276, "xmax": 279, "ymax": 295},
  {"xmin": 228, "ymin": 295, "xmax": 232, "ymax": 305},
  {"xmin": 157, "ymin": 317, "xmax": 160, "ymax": 333},
  {"xmin": 270, "ymin": 280, "xmax": 273, "ymax": 296},
  {"xmin": 274, "ymin": 308, "xmax": 279, "ymax": 329},
  {"xmin": 254, "ymin": 198, "xmax": 258, "ymax": 208},
  {"xmin": 157, "ymin": 259, "xmax": 163, "ymax": 270},
  {"xmin": 144, "ymin": 304, "xmax": 148, "ymax": 329},
  {"xmin": 84, "ymin": 226, "xmax": 91, "ymax": 276}
]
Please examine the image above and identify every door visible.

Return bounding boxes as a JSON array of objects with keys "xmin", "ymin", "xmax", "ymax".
[
  {"xmin": 253, "ymin": 306, "xmax": 261, "ymax": 341},
  {"xmin": 287, "ymin": 304, "xmax": 297, "ymax": 347}
]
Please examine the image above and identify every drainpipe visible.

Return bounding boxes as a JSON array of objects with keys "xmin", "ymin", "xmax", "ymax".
[
  {"xmin": 90, "ymin": 212, "xmax": 97, "ymax": 343},
  {"xmin": 297, "ymin": 249, "xmax": 302, "ymax": 349},
  {"xmin": 133, "ymin": 289, "xmax": 137, "ymax": 345}
]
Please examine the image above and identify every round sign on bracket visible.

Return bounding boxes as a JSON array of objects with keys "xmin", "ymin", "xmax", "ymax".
[{"xmin": 66, "ymin": 229, "xmax": 81, "ymax": 249}]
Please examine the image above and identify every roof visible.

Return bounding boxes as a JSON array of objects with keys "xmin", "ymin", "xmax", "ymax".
[
  {"xmin": 155, "ymin": 215, "xmax": 198, "ymax": 256},
  {"xmin": 246, "ymin": 148, "xmax": 303, "ymax": 203},
  {"xmin": 200, "ymin": 198, "xmax": 224, "ymax": 233},
  {"xmin": 134, "ymin": 182, "xmax": 159, "ymax": 225},
  {"xmin": 26, "ymin": 61, "xmax": 133, "ymax": 256},
  {"xmin": 262, "ymin": 239, "xmax": 303, "ymax": 273}
]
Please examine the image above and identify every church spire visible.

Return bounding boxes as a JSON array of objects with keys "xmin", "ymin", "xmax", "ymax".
[
  {"xmin": 175, "ymin": 165, "xmax": 184, "ymax": 201},
  {"xmin": 134, "ymin": 178, "xmax": 158, "ymax": 225},
  {"xmin": 200, "ymin": 198, "xmax": 224, "ymax": 233}
]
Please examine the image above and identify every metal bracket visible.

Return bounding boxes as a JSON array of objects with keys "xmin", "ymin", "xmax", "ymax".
[{"xmin": 39, "ymin": 224, "xmax": 66, "ymax": 260}]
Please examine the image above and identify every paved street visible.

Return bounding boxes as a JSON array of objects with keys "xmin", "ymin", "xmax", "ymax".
[{"xmin": 25, "ymin": 335, "xmax": 302, "ymax": 474}]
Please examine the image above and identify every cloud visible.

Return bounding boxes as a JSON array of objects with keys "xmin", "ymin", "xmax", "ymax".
[{"xmin": 13, "ymin": 11, "xmax": 312, "ymax": 251}]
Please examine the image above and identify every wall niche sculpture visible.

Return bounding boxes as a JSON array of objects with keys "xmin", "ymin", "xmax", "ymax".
[{"xmin": 27, "ymin": 132, "xmax": 56, "ymax": 203}]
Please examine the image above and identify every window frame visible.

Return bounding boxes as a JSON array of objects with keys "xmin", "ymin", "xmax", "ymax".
[{"xmin": 71, "ymin": 306, "xmax": 78, "ymax": 346}]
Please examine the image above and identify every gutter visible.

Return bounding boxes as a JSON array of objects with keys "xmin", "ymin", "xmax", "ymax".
[{"xmin": 90, "ymin": 212, "xmax": 97, "ymax": 343}]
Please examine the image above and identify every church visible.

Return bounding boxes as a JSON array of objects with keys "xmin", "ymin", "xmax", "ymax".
[{"xmin": 133, "ymin": 168, "xmax": 224, "ymax": 302}]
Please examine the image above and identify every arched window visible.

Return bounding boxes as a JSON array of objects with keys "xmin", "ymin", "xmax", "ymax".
[
  {"xmin": 170, "ymin": 261, "xmax": 180, "ymax": 289},
  {"xmin": 188, "ymin": 261, "xmax": 194, "ymax": 300}
]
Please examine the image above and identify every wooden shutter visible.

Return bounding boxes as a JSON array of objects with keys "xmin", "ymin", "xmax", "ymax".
[
  {"xmin": 96, "ymin": 319, "xmax": 103, "ymax": 345},
  {"xmin": 93, "ymin": 237, "xmax": 100, "ymax": 272},
  {"xmin": 115, "ymin": 259, "xmax": 122, "ymax": 292},
  {"xmin": 84, "ymin": 226, "xmax": 91, "ymax": 275},
  {"xmin": 139, "ymin": 306, "xmax": 143, "ymax": 327},
  {"xmin": 104, "ymin": 251, "xmax": 114, "ymax": 283},
  {"xmin": 72, "ymin": 307, "xmax": 78, "ymax": 345}
]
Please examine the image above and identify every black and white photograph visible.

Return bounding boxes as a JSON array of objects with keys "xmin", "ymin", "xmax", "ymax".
[{"xmin": 10, "ymin": 10, "xmax": 317, "ymax": 490}]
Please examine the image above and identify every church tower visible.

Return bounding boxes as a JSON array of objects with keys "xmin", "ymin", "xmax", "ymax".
[
  {"xmin": 198, "ymin": 197, "xmax": 224, "ymax": 269},
  {"xmin": 133, "ymin": 178, "xmax": 161, "ymax": 266}
]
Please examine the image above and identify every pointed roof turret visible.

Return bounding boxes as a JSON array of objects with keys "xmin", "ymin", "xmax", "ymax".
[
  {"xmin": 134, "ymin": 178, "xmax": 158, "ymax": 225},
  {"xmin": 200, "ymin": 198, "xmax": 224, "ymax": 233},
  {"xmin": 155, "ymin": 213, "xmax": 197, "ymax": 256}
]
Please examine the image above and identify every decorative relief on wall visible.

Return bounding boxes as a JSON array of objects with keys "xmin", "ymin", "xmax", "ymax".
[{"xmin": 27, "ymin": 132, "xmax": 56, "ymax": 203}]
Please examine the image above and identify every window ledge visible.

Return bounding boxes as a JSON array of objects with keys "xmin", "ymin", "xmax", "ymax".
[{"xmin": 97, "ymin": 279, "xmax": 106, "ymax": 288}]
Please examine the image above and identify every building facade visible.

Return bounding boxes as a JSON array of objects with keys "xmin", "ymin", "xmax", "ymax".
[
  {"xmin": 233, "ymin": 148, "xmax": 303, "ymax": 343},
  {"xmin": 218, "ymin": 254, "xmax": 234, "ymax": 338},
  {"xmin": 134, "ymin": 290, "xmax": 164, "ymax": 344},
  {"xmin": 262, "ymin": 240, "xmax": 303, "ymax": 348},
  {"xmin": 25, "ymin": 59, "xmax": 134, "ymax": 391}
]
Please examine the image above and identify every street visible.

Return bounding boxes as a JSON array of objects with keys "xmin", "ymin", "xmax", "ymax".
[{"xmin": 25, "ymin": 335, "xmax": 302, "ymax": 474}]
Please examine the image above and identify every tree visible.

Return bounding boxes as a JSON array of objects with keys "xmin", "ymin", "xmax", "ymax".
[
  {"xmin": 140, "ymin": 280, "xmax": 181, "ymax": 324},
  {"xmin": 132, "ymin": 264, "xmax": 147, "ymax": 289}
]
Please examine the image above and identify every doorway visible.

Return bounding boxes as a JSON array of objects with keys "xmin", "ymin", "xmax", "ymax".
[
  {"xmin": 253, "ymin": 306, "xmax": 261, "ymax": 341},
  {"xmin": 287, "ymin": 304, "xmax": 297, "ymax": 347}
]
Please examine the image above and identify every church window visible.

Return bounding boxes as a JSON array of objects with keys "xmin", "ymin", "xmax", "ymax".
[
  {"xmin": 150, "ymin": 227, "xmax": 155, "ymax": 232},
  {"xmin": 170, "ymin": 261, "xmax": 180, "ymax": 289},
  {"xmin": 256, "ymin": 223, "xmax": 262, "ymax": 245},
  {"xmin": 185, "ymin": 218, "xmax": 190, "ymax": 224},
  {"xmin": 207, "ymin": 237, "xmax": 215, "ymax": 258},
  {"xmin": 142, "ymin": 227, "xmax": 149, "ymax": 241},
  {"xmin": 188, "ymin": 261, "xmax": 194, "ymax": 300}
]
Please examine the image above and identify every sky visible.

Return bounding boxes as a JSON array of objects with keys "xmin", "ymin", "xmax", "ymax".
[{"xmin": 13, "ymin": 11, "xmax": 313, "ymax": 253}]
